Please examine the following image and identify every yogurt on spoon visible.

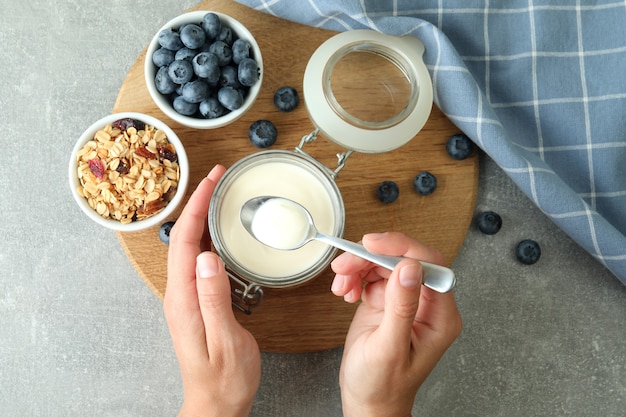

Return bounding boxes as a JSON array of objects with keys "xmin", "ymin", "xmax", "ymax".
[{"xmin": 249, "ymin": 197, "xmax": 312, "ymax": 250}]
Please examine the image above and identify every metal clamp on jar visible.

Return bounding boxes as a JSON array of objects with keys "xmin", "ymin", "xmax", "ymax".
[{"xmin": 209, "ymin": 30, "xmax": 433, "ymax": 314}]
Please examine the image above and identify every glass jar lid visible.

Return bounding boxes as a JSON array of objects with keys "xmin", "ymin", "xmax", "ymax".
[{"xmin": 303, "ymin": 30, "xmax": 433, "ymax": 153}]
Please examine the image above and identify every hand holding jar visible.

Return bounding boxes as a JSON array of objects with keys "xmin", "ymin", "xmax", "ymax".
[
  {"xmin": 330, "ymin": 232, "xmax": 462, "ymax": 417},
  {"xmin": 164, "ymin": 165, "xmax": 261, "ymax": 417}
]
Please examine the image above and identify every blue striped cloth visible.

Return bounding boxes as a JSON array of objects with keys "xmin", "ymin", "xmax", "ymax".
[{"xmin": 237, "ymin": 0, "xmax": 626, "ymax": 286}]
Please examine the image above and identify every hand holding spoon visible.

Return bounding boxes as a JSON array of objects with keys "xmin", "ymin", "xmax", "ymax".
[{"xmin": 240, "ymin": 196, "xmax": 456, "ymax": 293}]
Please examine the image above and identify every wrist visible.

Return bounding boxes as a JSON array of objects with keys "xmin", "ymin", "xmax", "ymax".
[
  {"xmin": 179, "ymin": 399, "xmax": 252, "ymax": 417},
  {"xmin": 178, "ymin": 380, "xmax": 256, "ymax": 417},
  {"xmin": 341, "ymin": 392, "xmax": 413, "ymax": 417}
]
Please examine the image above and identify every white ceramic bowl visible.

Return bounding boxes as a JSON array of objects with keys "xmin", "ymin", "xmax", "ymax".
[
  {"xmin": 69, "ymin": 112, "xmax": 189, "ymax": 232},
  {"xmin": 144, "ymin": 11, "xmax": 263, "ymax": 129}
]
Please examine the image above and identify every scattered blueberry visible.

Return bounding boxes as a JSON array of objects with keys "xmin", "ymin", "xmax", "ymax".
[
  {"xmin": 158, "ymin": 28, "xmax": 184, "ymax": 51},
  {"xmin": 180, "ymin": 23, "xmax": 206, "ymax": 49},
  {"xmin": 218, "ymin": 87, "xmax": 244, "ymax": 111},
  {"xmin": 202, "ymin": 12, "xmax": 222, "ymax": 39},
  {"xmin": 199, "ymin": 97, "xmax": 227, "ymax": 119},
  {"xmin": 208, "ymin": 40, "xmax": 232, "ymax": 66},
  {"xmin": 248, "ymin": 120, "xmax": 278, "ymax": 148},
  {"xmin": 413, "ymin": 171, "xmax": 437, "ymax": 195},
  {"xmin": 173, "ymin": 96, "xmax": 199, "ymax": 116},
  {"xmin": 182, "ymin": 80, "xmax": 211, "ymax": 103},
  {"xmin": 274, "ymin": 86, "xmax": 299, "ymax": 112},
  {"xmin": 152, "ymin": 47, "xmax": 175, "ymax": 67},
  {"xmin": 232, "ymin": 39, "xmax": 250, "ymax": 64},
  {"xmin": 167, "ymin": 59, "xmax": 194, "ymax": 84},
  {"xmin": 446, "ymin": 133, "xmax": 474, "ymax": 160},
  {"xmin": 476, "ymin": 210, "xmax": 502, "ymax": 235},
  {"xmin": 192, "ymin": 52, "xmax": 220, "ymax": 82},
  {"xmin": 376, "ymin": 181, "xmax": 400, "ymax": 204},
  {"xmin": 155, "ymin": 66, "xmax": 177, "ymax": 94},
  {"xmin": 159, "ymin": 221, "xmax": 175, "ymax": 245},
  {"xmin": 238, "ymin": 57, "xmax": 259, "ymax": 87},
  {"xmin": 516, "ymin": 239, "xmax": 541, "ymax": 265}
]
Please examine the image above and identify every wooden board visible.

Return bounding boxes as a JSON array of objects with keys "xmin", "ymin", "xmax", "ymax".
[{"xmin": 114, "ymin": 0, "xmax": 478, "ymax": 352}]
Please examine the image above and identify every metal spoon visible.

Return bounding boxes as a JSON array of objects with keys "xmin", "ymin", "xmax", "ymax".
[{"xmin": 240, "ymin": 196, "xmax": 456, "ymax": 293}]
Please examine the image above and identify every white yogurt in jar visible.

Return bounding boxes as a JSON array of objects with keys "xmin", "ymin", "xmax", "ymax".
[
  {"xmin": 250, "ymin": 198, "xmax": 312, "ymax": 250},
  {"xmin": 212, "ymin": 153, "xmax": 340, "ymax": 282}
]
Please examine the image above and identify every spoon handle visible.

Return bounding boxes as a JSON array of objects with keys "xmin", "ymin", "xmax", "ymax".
[{"xmin": 315, "ymin": 234, "xmax": 456, "ymax": 293}]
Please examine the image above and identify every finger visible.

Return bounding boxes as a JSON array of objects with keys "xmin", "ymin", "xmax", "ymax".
[
  {"xmin": 165, "ymin": 165, "xmax": 226, "ymax": 307},
  {"xmin": 164, "ymin": 165, "xmax": 226, "ymax": 362},
  {"xmin": 196, "ymin": 252, "xmax": 239, "ymax": 338},
  {"xmin": 361, "ymin": 231, "xmax": 459, "ymax": 341},
  {"xmin": 362, "ymin": 232, "xmax": 445, "ymax": 265},
  {"xmin": 376, "ymin": 259, "xmax": 423, "ymax": 354},
  {"xmin": 331, "ymin": 250, "xmax": 373, "ymax": 275},
  {"xmin": 414, "ymin": 287, "xmax": 462, "ymax": 344}
]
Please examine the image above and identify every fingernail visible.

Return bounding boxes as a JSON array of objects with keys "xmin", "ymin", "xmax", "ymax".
[
  {"xmin": 364, "ymin": 232, "xmax": 387, "ymax": 241},
  {"xmin": 399, "ymin": 263, "xmax": 423, "ymax": 289},
  {"xmin": 331, "ymin": 275, "xmax": 345, "ymax": 293},
  {"xmin": 197, "ymin": 253, "xmax": 220, "ymax": 279},
  {"xmin": 344, "ymin": 288, "xmax": 357, "ymax": 303},
  {"xmin": 207, "ymin": 165, "xmax": 220, "ymax": 178}
]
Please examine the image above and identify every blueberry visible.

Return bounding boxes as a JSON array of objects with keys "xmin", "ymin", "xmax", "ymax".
[
  {"xmin": 376, "ymin": 181, "xmax": 400, "ymax": 204},
  {"xmin": 155, "ymin": 66, "xmax": 177, "ymax": 94},
  {"xmin": 202, "ymin": 13, "xmax": 222, "ymax": 40},
  {"xmin": 199, "ymin": 97, "xmax": 227, "ymax": 119},
  {"xmin": 248, "ymin": 120, "xmax": 278, "ymax": 148},
  {"xmin": 476, "ymin": 210, "xmax": 502, "ymax": 235},
  {"xmin": 446, "ymin": 133, "xmax": 474, "ymax": 160},
  {"xmin": 218, "ymin": 86, "xmax": 244, "ymax": 111},
  {"xmin": 238, "ymin": 57, "xmax": 259, "ymax": 87},
  {"xmin": 152, "ymin": 47, "xmax": 175, "ymax": 67},
  {"xmin": 167, "ymin": 59, "xmax": 194, "ymax": 84},
  {"xmin": 217, "ymin": 26, "xmax": 233, "ymax": 45},
  {"xmin": 182, "ymin": 80, "xmax": 211, "ymax": 103},
  {"xmin": 159, "ymin": 221, "xmax": 175, "ymax": 245},
  {"xmin": 175, "ymin": 47, "xmax": 198, "ymax": 62},
  {"xmin": 173, "ymin": 95, "xmax": 199, "ymax": 116},
  {"xmin": 413, "ymin": 171, "xmax": 437, "ymax": 195},
  {"xmin": 192, "ymin": 52, "xmax": 220, "ymax": 82},
  {"xmin": 232, "ymin": 39, "xmax": 251, "ymax": 64},
  {"xmin": 274, "ymin": 86, "xmax": 299, "ymax": 112},
  {"xmin": 219, "ymin": 65, "xmax": 242, "ymax": 89},
  {"xmin": 158, "ymin": 28, "xmax": 184, "ymax": 51},
  {"xmin": 180, "ymin": 23, "xmax": 206, "ymax": 49},
  {"xmin": 516, "ymin": 239, "xmax": 541, "ymax": 265},
  {"xmin": 208, "ymin": 40, "xmax": 232, "ymax": 66}
]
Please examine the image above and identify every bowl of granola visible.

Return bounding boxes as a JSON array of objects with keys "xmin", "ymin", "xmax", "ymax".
[
  {"xmin": 69, "ymin": 112, "xmax": 189, "ymax": 231},
  {"xmin": 144, "ymin": 10, "xmax": 263, "ymax": 129}
]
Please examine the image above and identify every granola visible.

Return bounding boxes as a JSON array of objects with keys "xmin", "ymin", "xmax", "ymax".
[{"xmin": 75, "ymin": 119, "xmax": 180, "ymax": 224}]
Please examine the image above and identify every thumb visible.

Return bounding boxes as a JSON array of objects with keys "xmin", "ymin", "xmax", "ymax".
[
  {"xmin": 195, "ymin": 251, "xmax": 238, "ymax": 331},
  {"xmin": 378, "ymin": 260, "xmax": 423, "ymax": 352}
]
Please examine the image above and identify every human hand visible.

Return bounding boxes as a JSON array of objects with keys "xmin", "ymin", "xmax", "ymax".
[
  {"xmin": 331, "ymin": 232, "xmax": 462, "ymax": 417},
  {"xmin": 164, "ymin": 165, "xmax": 260, "ymax": 417}
]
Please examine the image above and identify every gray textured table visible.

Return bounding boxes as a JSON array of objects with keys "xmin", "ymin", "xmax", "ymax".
[{"xmin": 1, "ymin": 1, "xmax": 624, "ymax": 416}]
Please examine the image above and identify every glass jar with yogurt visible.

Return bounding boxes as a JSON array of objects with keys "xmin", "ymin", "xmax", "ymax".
[{"xmin": 209, "ymin": 30, "xmax": 433, "ymax": 313}]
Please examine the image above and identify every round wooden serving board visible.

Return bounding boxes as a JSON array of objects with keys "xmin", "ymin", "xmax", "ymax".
[{"xmin": 114, "ymin": 0, "xmax": 478, "ymax": 352}]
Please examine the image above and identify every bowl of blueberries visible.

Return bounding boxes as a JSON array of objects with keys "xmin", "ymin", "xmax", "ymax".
[{"xmin": 145, "ymin": 11, "xmax": 263, "ymax": 129}]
